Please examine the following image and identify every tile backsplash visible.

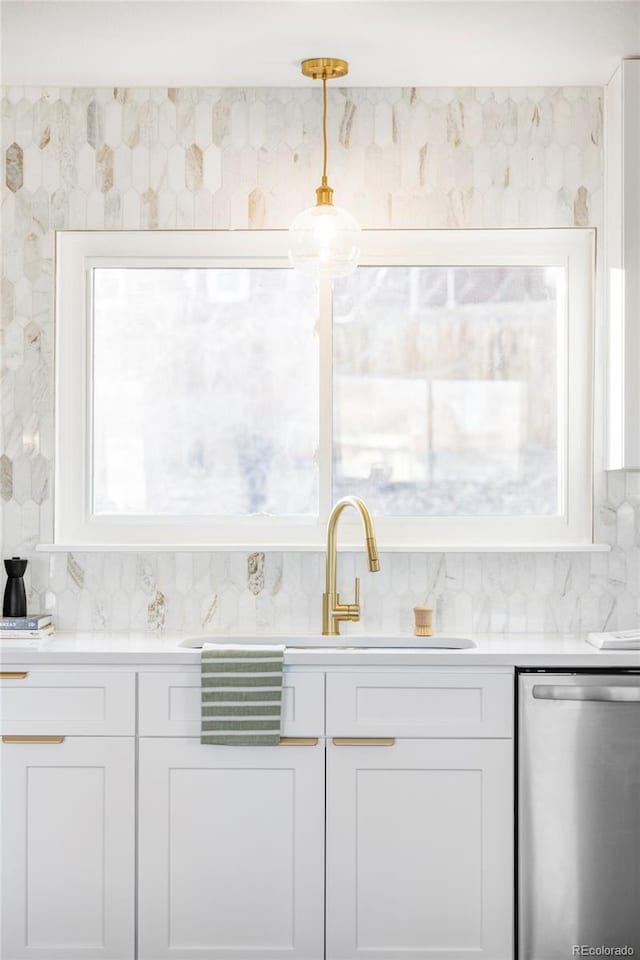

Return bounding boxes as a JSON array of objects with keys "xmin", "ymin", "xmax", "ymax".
[{"xmin": 2, "ymin": 84, "xmax": 638, "ymax": 635}]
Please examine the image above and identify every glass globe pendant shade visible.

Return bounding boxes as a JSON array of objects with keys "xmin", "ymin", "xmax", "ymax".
[{"xmin": 288, "ymin": 202, "xmax": 361, "ymax": 279}]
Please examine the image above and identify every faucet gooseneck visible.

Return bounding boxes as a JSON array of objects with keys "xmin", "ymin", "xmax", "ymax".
[{"xmin": 322, "ymin": 496, "xmax": 381, "ymax": 636}]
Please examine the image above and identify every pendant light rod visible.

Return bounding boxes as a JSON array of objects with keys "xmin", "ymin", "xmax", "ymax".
[
  {"xmin": 322, "ymin": 75, "xmax": 328, "ymax": 185},
  {"xmin": 301, "ymin": 58, "xmax": 349, "ymax": 206}
]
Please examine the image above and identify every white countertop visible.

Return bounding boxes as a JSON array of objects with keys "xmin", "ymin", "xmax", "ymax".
[{"xmin": 2, "ymin": 631, "xmax": 640, "ymax": 668}]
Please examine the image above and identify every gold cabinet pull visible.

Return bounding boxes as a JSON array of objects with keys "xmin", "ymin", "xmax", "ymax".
[
  {"xmin": 279, "ymin": 737, "xmax": 319, "ymax": 746},
  {"xmin": 332, "ymin": 737, "xmax": 395, "ymax": 746},
  {"xmin": 0, "ymin": 672, "xmax": 28, "ymax": 679},
  {"xmin": 2, "ymin": 736, "xmax": 65, "ymax": 744}
]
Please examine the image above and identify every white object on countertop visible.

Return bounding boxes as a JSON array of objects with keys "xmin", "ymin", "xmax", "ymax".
[
  {"xmin": 587, "ymin": 630, "xmax": 640, "ymax": 650},
  {"xmin": 0, "ymin": 633, "xmax": 51, "ymax": 650}
]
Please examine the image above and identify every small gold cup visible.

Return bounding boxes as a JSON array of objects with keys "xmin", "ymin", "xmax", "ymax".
[{"xmin": 413, "ymin": 605, "xmax": 433, "ymax": 637}]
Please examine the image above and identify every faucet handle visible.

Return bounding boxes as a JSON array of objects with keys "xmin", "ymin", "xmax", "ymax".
[{"xmin": 354, "ymin": 576, "xmax": 360, "ymax": 606}]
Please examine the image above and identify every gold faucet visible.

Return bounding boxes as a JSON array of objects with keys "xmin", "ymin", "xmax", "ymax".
[{"xmin": 322, "ymin": 496, "xmax": 381, "ymax": 636}]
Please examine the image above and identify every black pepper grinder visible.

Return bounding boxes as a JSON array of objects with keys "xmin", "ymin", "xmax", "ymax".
[{"xmin": 3, "ymin": 557, "xmax": 28, "ymax": 617}]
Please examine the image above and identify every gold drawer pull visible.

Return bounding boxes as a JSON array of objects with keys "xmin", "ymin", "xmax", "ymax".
[
  {"xmin": 0, "ymin": 672, "xmax": 28, "ymax": 679},
  {"xmin": 279, "ymin": 737, "xmax": 319, "ymax": 746},
  {"xmin": 332, "ymin": 737, "xmax": 395, "ymax": 746},
  {"xmin": 2, "ymin": 736, "xmax": 65, "ymax": 744}
]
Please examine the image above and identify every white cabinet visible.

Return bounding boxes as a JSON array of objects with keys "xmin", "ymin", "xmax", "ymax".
[
  {"xmin": 0, "ymin": 661, "xmax": 515, "ymax": 960},
  {"xmin": 326, "ymin": 671, "xmax": 513, "ymax": 738},
  {"xmin": 138, "ymin": 669, "xmax": 324, "ymax": 737},
  {"xmin": 138, "ymin": 737, "xmax": 325, "ymax": 960},
  {"xmin": 0, "ymin": 669, "xmax": 136, "ymax": 736},
  {"xmin": 1, "ymin": 736, "xmax": 135, "ymax": 960},
  {"xmin": 606, "ymin": 57, "xmax": 640, "ymax": 469},
  {"xmin": 326, "ymin": 738, "xmax": 513, "ymax": 960},
  {"xmin": 325, "ymin": 671, "xmax": 514, "ymax": 958}
]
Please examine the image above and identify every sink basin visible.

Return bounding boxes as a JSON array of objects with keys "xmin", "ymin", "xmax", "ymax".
[{"xmin": 180, "ymin": 635, "xmax": 475, "ymax": 650}]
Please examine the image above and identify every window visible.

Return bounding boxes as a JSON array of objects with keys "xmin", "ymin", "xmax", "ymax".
[
  {"xmin": 92, "ymin": 267, "xmax": 318, "ymax": 518},
  {"xmin": 54, "ymin": 229, "xmax": 594, "ymax": 549}
]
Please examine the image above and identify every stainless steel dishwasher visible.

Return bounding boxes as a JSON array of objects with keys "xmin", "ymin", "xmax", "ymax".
[{"xmin": 518, "ymin": 671, "xmax": 640, "ymax": 959}]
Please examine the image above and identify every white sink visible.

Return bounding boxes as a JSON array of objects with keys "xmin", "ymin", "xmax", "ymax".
[{"xmin": 179, "ymin": 635, "xmax": 475, "ymax": 650}]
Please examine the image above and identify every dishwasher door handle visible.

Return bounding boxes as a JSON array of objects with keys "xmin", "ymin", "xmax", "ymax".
[{"xmin": 533, "ymin": 684, "xmax": 640, "ymax": 703}]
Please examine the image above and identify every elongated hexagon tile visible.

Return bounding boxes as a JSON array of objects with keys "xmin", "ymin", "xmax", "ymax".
[
  {"xmin": 573, "ymin": 185, "xmax": 590, "ymax": 226},
  {"xmin": 158, "ymin": 99, "xmax": 176, "ymax": 149},
  {"xmin": 194, "ymin": 188, "xmax": 213, "ymax": 227},
  {"xmin": 104, "ymin": 188, "xmax": 121, "ymax": 227},
  {"xmin": 203, "ymin": 144, "xmax": 221, "ymax": 193},
  {"xmin": 139, "ymin": 100, "xmax": 159, "ymax": 148},
  {"xmin": 21, "ymin": 143, "xmax": 42, "ymax": 194},
  {"xmin": 6, "ymin": 142, "xmax": 23, "ymax": 192},
  {"xmin": 30, "ymin": 454, "xmax": 49, "ymax": 505},
  {"xmin": 15, "ymin": 98, "xmax": 33, "ymax": 147},
  {"xmin": 176, "ymin": 188, "xmax": 194, "ymax": 225},
  {"xmin": 96, "ymin": 143, "xmax": 114, "ymax": 192},
  {"xmin": 211, "ymin": 99, "xmax": 230, "ymax": 147},
  {"xmin": 102, "ymin": 98, "xmax": 122, "ymax": 148},
  {"xmin": 175, "ymin": 90, "xmax": 196, "ymax": 146},
  {"xmin": 131, "ymin": 144, "xmax": 150, "ymax": 192},
  {"xmin": 112, "ymin": 144, "xmax": 132, "ymax": 191},
  {"xmin": 0, "ymin": 455, "xmax": 13, "ymax": 501},
  {"xmin": 166, "ymin": 143, "xmax": 184, "ymax": 192},
  {"xmin": 156, "ymin": 189, "xmax": 175, "ymax": 227},
  {"xmin": 248, "ymin": 100, "xmax": 267, "ymax": 150},
  {"xmin": 193, "ymin": 100, "xmax": 212, "ymax": 149},
  {"xmin": 86, "ymin": 100, "xmax": 102, "ymax": 148},
  {"xmin": 185, "ymin": 143, "xmax": 203, "ymax": 192},
  {"xmin": 552, "ymin": 96, "xmax": 573, "ymax": 147}
]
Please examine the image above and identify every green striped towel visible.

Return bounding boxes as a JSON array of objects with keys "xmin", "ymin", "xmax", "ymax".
[{"xmin": 201, "ymin": 644, "xmax": 285, "ymax": 746}]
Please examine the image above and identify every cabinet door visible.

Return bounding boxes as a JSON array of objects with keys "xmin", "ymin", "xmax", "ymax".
[
  {"xmin": 138, "ymin": 737, "xmax": 325, "ymax": 960},
  {"xmin": 1, "ymin": 737, "xmax": 135, "ymax": 960},
  {"xmin": 326, "ymin": 738, "xmax": 513, "ymax": 960}
]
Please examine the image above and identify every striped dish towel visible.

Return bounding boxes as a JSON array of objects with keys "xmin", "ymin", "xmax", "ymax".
[{"xmin": 201, "ymin": 644, "xmax": 285, "ymax": 745}]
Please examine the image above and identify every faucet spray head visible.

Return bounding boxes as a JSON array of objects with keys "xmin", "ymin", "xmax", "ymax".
[{"xmin": 366, "ymin": 537, "xmax": 381, "ymax": 572}]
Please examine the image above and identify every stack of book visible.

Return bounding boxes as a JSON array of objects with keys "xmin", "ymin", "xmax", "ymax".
[{"xmin": 0, "ymin": 615, "xmax": 54, "ymax": 650}]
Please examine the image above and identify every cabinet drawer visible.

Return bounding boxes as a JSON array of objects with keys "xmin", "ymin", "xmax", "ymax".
[
  {"xmin": 0, "ymin": 669, "xmax": 136, "ymax": 735},
  {"xmin": 139, "ymin": 670, "xmax": 325, "ymax": 737},
  {"xmin": 327, "ymin": 672, "xmax": 513, "ymax": 738}
]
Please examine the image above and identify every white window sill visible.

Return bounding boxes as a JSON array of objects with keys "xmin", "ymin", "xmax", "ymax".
[{"xmin": 36, "ymin": 543, "xmax": 612, "ymax": 554}]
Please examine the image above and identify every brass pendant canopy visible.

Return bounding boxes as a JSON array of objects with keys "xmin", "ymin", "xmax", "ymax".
[{"xmin": 301, "ymin": 58, "xmax": 349, "ymax": 81}]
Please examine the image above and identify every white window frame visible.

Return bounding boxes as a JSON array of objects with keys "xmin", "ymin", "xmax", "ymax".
[{"xmin": 54, "ymin": 228, "xmax": 595, "ymax": 551}]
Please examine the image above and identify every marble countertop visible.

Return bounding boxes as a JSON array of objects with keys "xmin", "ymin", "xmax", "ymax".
[{"xmin": 2, "ymin": 631, "xmax": 640, "ymax": 668}]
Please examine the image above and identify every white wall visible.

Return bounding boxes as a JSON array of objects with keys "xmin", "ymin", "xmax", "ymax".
[{"xmin": 2, "ymin": 1, "xmax": 639, "ymax": 87}]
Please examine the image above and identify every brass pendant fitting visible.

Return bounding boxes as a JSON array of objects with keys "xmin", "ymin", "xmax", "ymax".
[
  {"xmin": 301, "ymin": 58, "xmax": 349, "ymax": 81},
  {"xmin": 316, "ymin": 176, "xmax": 334, "ymax": 206}
]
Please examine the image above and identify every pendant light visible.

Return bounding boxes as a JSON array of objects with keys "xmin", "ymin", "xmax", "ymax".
[{"xmin": 288, "ymin": 58, "xmax": 361, "ymax": 279}]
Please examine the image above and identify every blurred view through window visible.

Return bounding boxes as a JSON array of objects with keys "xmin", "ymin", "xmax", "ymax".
[
  {"xmin": 93, "ymin": 268, "xmax": 319, "ymax": 516},
  {"xmin": 92, "ymin": 263, "xmax": 563, "ymax": 521},
  {"xmin": 333, "ymin": 266, "xmax": 562, "ymax": 517}
]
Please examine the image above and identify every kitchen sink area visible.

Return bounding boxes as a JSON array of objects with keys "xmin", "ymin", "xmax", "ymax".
[{"xmin": 179, "ymin": 634, "xmax": 477, "ymax": 649}]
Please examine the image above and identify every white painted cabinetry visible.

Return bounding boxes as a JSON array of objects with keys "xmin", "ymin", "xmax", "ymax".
[
  {"xmin": 325, "ymin": 670, "xmax": 514, "ymax": 959},
  {"xmin": 138, "ymin": 670, "xmax": 324, "ymax": 737},
  {"xmin": 326, "ymin": 738, "xmax": 513, "ymax": 960},
  {"xmin": 1, "ymin": 736, "xmax": 135, "ymax": 960},
  {"xmin": 137, "ymin": 737, "xmax": 325, "ymax": 960},
  {"xmin": 606, "ymin": 57, "xmax": 640, "ymax": 468},
  {"xmin": 0, "ymin": 668, "xmax": 136, "ymax": 960},
  {"xmin": 0, "ymin": 663, "xmax": 515, "ymax": 960}
]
